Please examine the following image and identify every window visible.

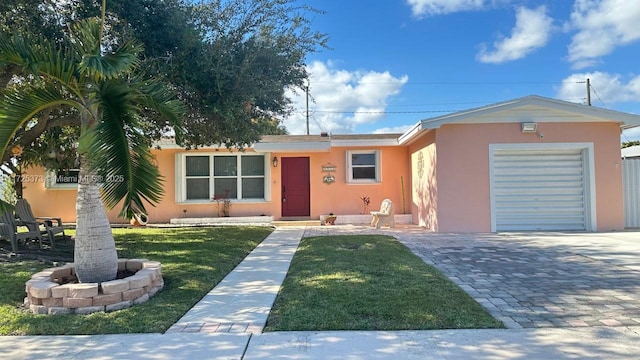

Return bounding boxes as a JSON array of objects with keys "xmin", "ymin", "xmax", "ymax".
[
  {"xmin": 44, "ymin": 168, "xmax": 80, "ymax": 189},
  {"xmin": 180, "ymin": 154, "xmax": 266, "ymax": 201},
  {"xmin": 185, "ymin": 156, "xmax": 210, "ymax": 200},
  {"xmin": 55, "ymin": 169, "xmax": 80, "ymax": 184},
  {"xmin": 347, "ymin": 150, "xmax": 380, "ymax": 183}
]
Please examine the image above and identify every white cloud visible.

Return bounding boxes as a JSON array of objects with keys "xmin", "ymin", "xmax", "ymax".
[
  {"xmin": 568, "ymin": 0, "xmax": 640, "ymax": 69},
  {"xmin": 283, "ymin": 61, "xmax": 408, "ymax": 134},
  {"xmin": 622, "ymin": 127, "xmax": 640, "ymax": 142},
  {"xmin": 556, "ymin": 71, "xmax": 640, "ymax": 105},
  {"xmin": 406, "ymin": 0, "xmax": 495, "ymax": 17},
  {"xmin": 557, "ymin": 71, "xmax": 640, "ymax": 142},
  {"xmin": 477, "ymin": 6, "xmax": 553, "ymax": 64}
]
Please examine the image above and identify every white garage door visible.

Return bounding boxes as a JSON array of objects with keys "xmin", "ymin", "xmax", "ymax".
[{"xmin": 492, "ymin": 148, "xmax": 587, "ymax": 231}]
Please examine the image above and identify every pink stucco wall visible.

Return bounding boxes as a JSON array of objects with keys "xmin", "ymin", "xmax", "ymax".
[
  {"xmin": 409, "ymin": 131, "xmax": 438, "ymax": 230},
  {"xmin": 22, "ymin": 145, "xmax": 411, "ymax": 223},
  {"xmin": 21, "ymin": 121, "xmax": 624, "ymax": 231},
  {"xmin": 409, "ymin": 121, "xmax": 624, "ymax": 232}
]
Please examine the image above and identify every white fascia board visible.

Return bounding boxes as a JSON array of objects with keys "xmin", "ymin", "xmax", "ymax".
[
  {"xmin": 153, "ymin": 138, "xmax": 332, "ymax": 152},
  {"xmin": 330, "ymin": 138, "xmax": 399, "ymax": 147},
  {"xmin": 419, "ymin": 100, "xmax": 525, "ymax": 129},
  {"xmin": 420, "ymin": 95, "xmax": 640, "ymax": 129},
  {"xmin": 620, "ymin": 122, "xmax": 640, "ymax": 131},
  {"xmin": 253, "ymin": 141, "xmax": 331, "ymax": 152},
  {"xmin": 152, "ymin": 142, "xmax": 229, "ymax": 150},
  {"xmin": 398, "ymin": 122, "xmax": 429, "ymax": 145},
  {"xmin": 153, "ymin": 138, "xmax": 181, "ymax": 149}
]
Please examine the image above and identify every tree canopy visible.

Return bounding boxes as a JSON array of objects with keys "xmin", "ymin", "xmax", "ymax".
[
  {"xmin": 1, "ymin": 0, "xmax": 327, "ymax": 171},
  {"xmin": 0, "ymin": 12, "xmax": 184, "ymax": 280}
]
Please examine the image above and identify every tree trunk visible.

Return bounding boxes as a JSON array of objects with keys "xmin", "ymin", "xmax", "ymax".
[{"xmin": 74, "ymin": 159, "xmax": 118, "ymax": 283}]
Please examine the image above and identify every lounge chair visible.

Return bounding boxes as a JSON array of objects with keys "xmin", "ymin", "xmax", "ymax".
[
  {"xmin": 0, "ymin": 214, "xmax": 17, "ymax": 252},
  {"xmin": 370, "ymin": 199, "xmax": 395, "ymax": 229},
  {"xmin": 15, "ymin": 198, "xmax": 65, "ymax": 248},
  {"xmin": 0, "ymin": 210, "xmax": 43, "ymax": 252}
]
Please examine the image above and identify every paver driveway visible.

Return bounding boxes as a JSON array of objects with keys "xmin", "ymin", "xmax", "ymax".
[{"xmin": 395, "ymin": 231, "xmax": 640, "ymax": 329}]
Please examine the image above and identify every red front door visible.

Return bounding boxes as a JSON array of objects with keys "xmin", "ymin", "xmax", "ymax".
[{"xmin": 281, "ymin": 157, "xmax": 310, "ymax": 217}]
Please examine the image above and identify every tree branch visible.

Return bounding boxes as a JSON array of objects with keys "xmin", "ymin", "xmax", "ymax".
[{"xmin": 0, "ymin": 111, "xmax": 80, "ymax": 163}]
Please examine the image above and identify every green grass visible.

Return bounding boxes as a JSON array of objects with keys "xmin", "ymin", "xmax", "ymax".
[
  {"xmin": 265, "ymin": 235, "xmax": 504, "ymax": 331},
  {"xmin": 0, "ymin": 226, "xmax": 271, "ymax": 335}
]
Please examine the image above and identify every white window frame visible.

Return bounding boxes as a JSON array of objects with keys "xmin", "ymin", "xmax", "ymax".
[
  {"xmin": 176, "ymin": 153, "xmax": 270, "ymax": 203},
  {"xmin": 44, "ymin": 169, "xmax": 80, "ymax": 190},
  {"xmin": 346, "ymin": 150, "xmax": 381, "ymax": 184},
  {"xmin": 184, "ymin": 155, "xmax": 211, "ymax": 200}
]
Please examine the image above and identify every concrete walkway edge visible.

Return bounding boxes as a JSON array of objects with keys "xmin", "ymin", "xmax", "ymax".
[{"xmin": 167, "ymin": 227, "xmax": 304, "ymax": 334}]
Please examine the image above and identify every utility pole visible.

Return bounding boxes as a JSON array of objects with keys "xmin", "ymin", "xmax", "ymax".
[
  {"xmin": 305, "ymin": 81, "xmax": 310, "ymax": 135},
  {"xmin": 586, "ymin": 78, "xmax": 591, "ymax": 106}
]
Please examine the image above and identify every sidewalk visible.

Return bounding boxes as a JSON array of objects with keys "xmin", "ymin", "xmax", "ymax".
[
  {"xmin": 2, "ymin": 226, "xmax": 640, "ymax": 359},
  {"xmin": 2, "ymin": 326, "xmax": 640, "ymax": 359}
]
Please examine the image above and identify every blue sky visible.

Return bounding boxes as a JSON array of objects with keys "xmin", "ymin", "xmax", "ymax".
[{"xmin": 282, "ymin": 1, "xmax": 640, "ymax": 142}]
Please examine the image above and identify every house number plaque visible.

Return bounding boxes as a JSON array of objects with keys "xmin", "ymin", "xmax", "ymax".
[
  {"xmin": 322, "ymin": 163, "xmax": 336, "ymax": 184},
  {"xmin": 323, "ymin": 174, "xmax": 335, "ymax": 184}
]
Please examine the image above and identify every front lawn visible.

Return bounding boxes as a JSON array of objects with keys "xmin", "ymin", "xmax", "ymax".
[
  {"xmin": 0, "ymin": 226, "xmax": 271, "ymax": 335},
  {"xmin": 265, "ymin": 235, "xmax": 503, "ymax": 331}
]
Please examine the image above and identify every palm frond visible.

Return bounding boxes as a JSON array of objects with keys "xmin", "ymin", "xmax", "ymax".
[
  {"xmin": 0, "ymin": 31, "xmax": 54, "ymax": 75},
  {"xmin": 134, "ymin": 78, "xmax": 185, "ymax": 142},
  {"xmin": 42, "ymin": 48, "xmax": 81, "ymax": 89},
  {"xmin": 89, "ymin": 80, "xmax": 164, "ymax": 219},
  {"xmin": 0, "ymin": 30, "xmax": 81, "ymax": 92},
  {"xmin": 69, "ymin": 18, "xmax": 102, "ymax": 58},
  {"xmin": 0, "ymin": 84, "xmax": 80, "ymax": 157},
  {"xmin": 80, "ymin": 39, "xmax": 143, "ymax": 81},
  {"xmin": 69, "ymin": 18, "xmax": 143, "ymax": 81},
  {"xmin": 0, "ymin": 32, "xmax": 31, "ymax": 67}
]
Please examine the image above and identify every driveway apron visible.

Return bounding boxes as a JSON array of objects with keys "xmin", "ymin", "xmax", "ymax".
[{"xmin": 396, "ymin": 232, "xmax": 640, "ymax": 329}]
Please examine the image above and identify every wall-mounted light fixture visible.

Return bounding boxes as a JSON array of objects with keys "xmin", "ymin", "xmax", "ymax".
[
  {"xmin": 521, "ymin": 122, "xmax": 538, "ymax": 133},
  {"xmin": 272, "ymin": 156, "xmax": 278, "ymax": 167}
]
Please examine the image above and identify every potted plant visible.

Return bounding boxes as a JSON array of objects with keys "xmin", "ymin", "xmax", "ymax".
[
  {"xmin": 130, "ymin": 213, "xmax": 148, "ymax": 226},
  {"xmin": 360, "ymin": 195, "xmax": 371, "ymax": 214},
  {"xmin": 212, "ymin": 190, "xmax": 232, "ymax": 217},
  {"xmin": 324, "ymin": 212, "xmax": 337, "ymax": 225}
]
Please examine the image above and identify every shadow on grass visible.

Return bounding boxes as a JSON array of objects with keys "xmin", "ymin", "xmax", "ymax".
[
  {"xmin": 0, "ymin": 226, "xmax": 271, "ymax": 335},
  {"xmin": 265, "ymin": 235, "xmax": 504, "ymax": 331}
]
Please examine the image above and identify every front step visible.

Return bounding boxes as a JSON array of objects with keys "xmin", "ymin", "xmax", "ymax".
[{"xmin": 272, "ymin": 220, "xmax": 322, "ymax": 227}]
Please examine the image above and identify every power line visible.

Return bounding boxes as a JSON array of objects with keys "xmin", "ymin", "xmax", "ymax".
[
  {"xmin": 590, "ymin": 84, "xmax": 608, "ymax": 109},
  {"xmin": 294, "ymin": 79, "xmax": 592, "ymax": 117},
  {"xmin": 311, "ymin": 80, "xmax": 586, "ymax": 85},
  {"xmin": 385, "ymin": 101, "xmax": 490, "ymax": 107},
  {"xmin": 313, "ymin": 110, "xmax": 459, "ymax": 114},
  {"xmin": 310, "ymin": 114, "xmax": 325, "ymax": 133}
]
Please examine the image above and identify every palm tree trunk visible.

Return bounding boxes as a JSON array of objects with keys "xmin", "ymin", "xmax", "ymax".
[{"xmin": 74, "ymin": 158, "xmax": 118, "ymax": 283}]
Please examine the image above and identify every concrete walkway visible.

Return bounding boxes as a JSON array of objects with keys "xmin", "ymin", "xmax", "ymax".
[
  {"xmin": 167, "ymin": 227, "xmax": 304, "ymax": 334},
  {"xmin": 3, "ymin": 226, "xmax": 640, "ymax": 359}
]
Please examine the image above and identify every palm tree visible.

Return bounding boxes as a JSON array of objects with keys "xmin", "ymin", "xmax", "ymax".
[{"xmin": 0, "ymin": 17, "xmax": 183, "ymax": 283}]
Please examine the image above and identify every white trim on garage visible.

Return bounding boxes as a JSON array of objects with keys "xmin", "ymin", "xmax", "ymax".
[{"xmin": 489, "ymin": 143, "xmax": 596, "ymax": 232}]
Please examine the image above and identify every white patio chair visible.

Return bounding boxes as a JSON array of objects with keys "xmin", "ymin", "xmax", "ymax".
[{"xmin": 370, "ymin": 199, "xmax": 395, "ymax": 229}]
